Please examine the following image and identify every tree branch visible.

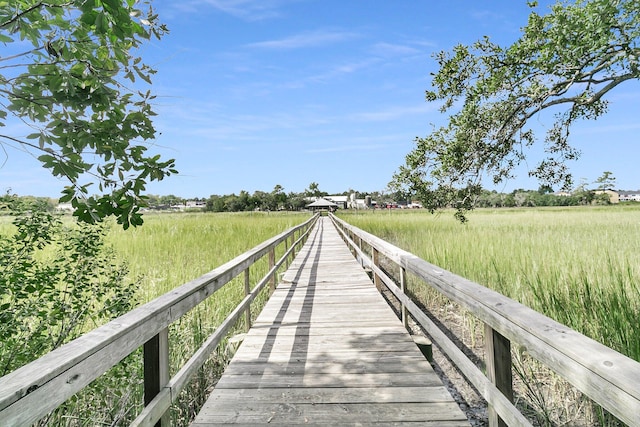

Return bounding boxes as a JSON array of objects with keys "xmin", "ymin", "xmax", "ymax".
[{"xmin": 0, "ymin": 2, "xmax": 72, "ymax": 29}]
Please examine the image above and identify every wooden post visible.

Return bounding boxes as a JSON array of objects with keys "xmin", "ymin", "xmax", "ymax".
[
  {"xmin": 412, "ymin": 335, "xmax": 433, "ymax": 362},
  {"xmin": 143, "ymin": 327, "xmax": 170, "ymax": 427},
  {"xmin": 485, "ymin": 325, "xmax": 513, "ymax": 427},
  {"xmin": 289, "ymin": 233, "xmax": 296, "ymax": 264},
  {"xmin": 372, "ymin": 247, "xmax": 381, "ymax": 291},
  {"xmin": 244, "ymin": 267, "xmax": 251, "ymax": 331},
  {"xmin": 400, "ymin": 266, "xmax": 408, "ymax": 329},
  {"xmin": 283, "ymin": 237, "xmax": 289, "ymax": 268},
  {"xmin": 269, "ymin": 247, "xmax": 276, "ymax": 293}
]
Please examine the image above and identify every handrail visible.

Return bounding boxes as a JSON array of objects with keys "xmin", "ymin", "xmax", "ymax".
[
  {"xmin": 0, "ymin": 214, "xmax": 319, "ymax": 427},
  {"xmin": 330, "ymin": 213, "xmax": 640, "ymax": 427}
]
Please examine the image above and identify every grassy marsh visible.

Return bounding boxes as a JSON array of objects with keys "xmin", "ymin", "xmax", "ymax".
[
  {"xmin": 338, "ymin": 205, "xmax": 640, "ymax": 426},
  {"xmin": 338, "ymin": 206, "xmax": 640, "ymax": 361}
]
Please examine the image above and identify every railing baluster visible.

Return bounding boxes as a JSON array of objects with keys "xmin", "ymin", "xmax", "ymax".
[
  {"xmin": 269, "ymin": 247, "xmax": 276, "ymax": 293},
  {"xmin": 400, "ymin": 266, "xmax": 408, "ymax": 329},
  {"xmin": 244, "ymin": 267, "xmax": 251, "ymax": 331},
  {"xmin": 143, "ymin": 327, "xmax": 170, "ymax": 427},
  {"xmin": 485, "ymin": 325, "xmax": 513, "ymax": 427},
  {"xmin": 372, "ymin": 247, "xmax": 381, "ymax": 291}
]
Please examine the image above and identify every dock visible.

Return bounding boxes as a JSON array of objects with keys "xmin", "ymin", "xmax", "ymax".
[{"xmin": 192, "ymin": 217, "xmax": 469, "ymax": 425}]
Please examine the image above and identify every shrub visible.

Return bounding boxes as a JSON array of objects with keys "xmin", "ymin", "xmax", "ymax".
[{"xmin": 0, "ymin": 195, "xmax": 141, "ymax": 425}]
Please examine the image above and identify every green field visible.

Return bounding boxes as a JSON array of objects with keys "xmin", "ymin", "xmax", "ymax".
[
  {"xmin": 106, "ymin": 211, "xmax": 310, "ymax": 301},
  {"xmin": 102, "ymin": 207, "xmax": 640, "ymax": 362},
  {"xmin": 1, "ymin": 210, "xmax": 313, "ymax": 425},
  {"xmin": 3, "ymin": 206, "xmax": 637, "ymax": 425},
  {"xmin": 337, "ymin": 205, "xmax": 640, "ymax": 362}
]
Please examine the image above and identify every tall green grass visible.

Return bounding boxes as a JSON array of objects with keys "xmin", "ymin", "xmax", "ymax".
[
  {"xmin": 2, "ymin": 211, "xmax": 310, "ymax": 425},
  {"xmin": 340, "ymin": 206, "xmax": 639, "ymax": 425},
  {"xmin": 338, "ymin": 206, "xmax": 640, "ymax": 361},
  {"xmin": 107, "ymin": 211, "xmax": 308, "ymax": 299},
  {"xmin": 41, "ymin": 211, "xmax": 307, "ymax": 425},
  {"xmin": 105, "ymin": 211, "xmax": 311, "ymax": 423}
]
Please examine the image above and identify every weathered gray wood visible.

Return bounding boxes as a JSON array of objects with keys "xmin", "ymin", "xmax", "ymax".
[
  {"xmin": 331, "ymin": 214, "xmax": 640, "ymax": 427},
  {"xmin": 485, "ymin": 325, "xmax": 513, "ymax": 427},
  {"xmin": 367, "ymin": 258, "xmax": 532, "ymax": 426},
  {"xmin": 221, "ymin": 357, "xmax": 431, "ymax": 376},
  {"xmin": 201, "ymin": 386, "xmax": 457, "ymax": 403},
  {"xmin": 400, "ymin": 265, "xmax": 408, "ymax": 329},
  {"xmin": 143, "ymin": 328, "xmax": 170, "ymax": 427},
  {"xmin": 193, "ymin": 402, "xmax": 467, "ymax": 424},
  {"xmin": 215, "ymin": 372, "xmax": 445, "ymax": 389},
  {"xmin": 193, "ymin": 422, "xmax": 468, "ymax": 427},
  {"xmin": 193, "ymin": 217, "xmax": 468, "ymax": 425},
  {"xmin": 372, "ymin": 246, "xmax": 381, "ymax": 291},
  {"xmin": 268, "ymin": 248, "xmax": 276, "ymax": 292},
  {"xmin": 243, "ymin": 268, "xmax": 251, "ymax": 331}
]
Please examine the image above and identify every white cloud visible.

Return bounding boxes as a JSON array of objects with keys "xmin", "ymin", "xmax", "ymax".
[
  {"xmin": 370, "ymin": 42, "xmax": 421, "ymax": 57},
  {"xmin": 173, "ymin": 0, "xmax": 292, "ymax": 21},
  {"xmin": 306, "ymin": 144, "xmax": 387, "ymax": 154},
  {"xmin": 246, "ymin": 30, "xmax": 360, "ymax": 50},
  {"xmin": 349, "ymin": 104, "xmax": 438, "ymax": 122}
]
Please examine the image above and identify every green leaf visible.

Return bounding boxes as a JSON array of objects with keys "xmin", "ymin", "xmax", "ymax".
[
  {"xmin": 95, "ymin": 12, "xmax": 106, "ymax": 34},
  {"xmin": 1, "ymin": 0, "xmax": 172, "ymax": 228}
]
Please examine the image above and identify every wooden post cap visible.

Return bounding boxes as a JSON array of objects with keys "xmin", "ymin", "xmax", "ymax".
[{"xmin": 412, "ymin": 335, "xmax": 433, "ymax": 362}]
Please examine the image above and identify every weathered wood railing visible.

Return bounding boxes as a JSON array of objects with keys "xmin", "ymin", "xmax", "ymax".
[
  {"xmin": 0, "ymin": 214, "xmax": 318, "ymax": 427},
  {"xmin": 330, "ymin": 213, "xmax": 640, "ymax": 427}
]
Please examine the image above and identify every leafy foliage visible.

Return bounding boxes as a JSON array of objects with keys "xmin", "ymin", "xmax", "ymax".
[
  {"xmin": 0, "ymin": 194, "xmax": 138, "ymax": 375},
  {"xmin": 0, "ymin": 0, "xmax": 177, "ymax": 228},
  {"xmin": 392, "ymin": 0, "xmax": 640, "ymax": 220}
]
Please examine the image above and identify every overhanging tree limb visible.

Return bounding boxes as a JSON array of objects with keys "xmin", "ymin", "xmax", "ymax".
[
  {"xmin": 392, "ymin": 0, "xmax": 640, "ymax": 220},
  {"xmin": 0, "ymin": 0, "xmax": 176, "ymax": 228}
]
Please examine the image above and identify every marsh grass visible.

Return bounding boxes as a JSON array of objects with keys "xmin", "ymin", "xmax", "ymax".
[
  {"xmin": 105, "ymin": 211, "xmax": 310, "ymax": 425},
  {"xmin": 340, "ymin": 206, "xmax": 640, "ymax": 360},
  {"xmin": 339, "ymin": 206, "xmax": 640, "ymax": 425},
  {"xmin": 1, "ymin": 210, "xmax": 308, "ymax": 425}
]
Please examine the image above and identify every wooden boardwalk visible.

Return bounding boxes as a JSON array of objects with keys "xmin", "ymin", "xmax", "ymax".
[{"xmin": 192, "ymin": 217, "xmax": 469, "ymax": 426}]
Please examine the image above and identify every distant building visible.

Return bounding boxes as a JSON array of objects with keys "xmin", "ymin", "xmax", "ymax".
[
  {"xmin": 55, "ymin": 203, "xmax": 74, "ymax": 212},
  {"xmin": 554, "ymin": 191, "xmax": 572, "ymax": 197},
  {"xmin": 617, "ymin": 190, "xmax": 640, "ymax": 202},
  {"xmin": 592, "ymin": 189, "xmax": 640, "ymax": 204},
  {"xmin": 594, "ymin": 189, "xmax": 620, "ymax": 204},
  {"xmin": 325, "ymin": 195, "xmax": 348, "ymax": 209},
  {"xmin": 185, "ymin": 200, "xmax": 206, "ymax": 208}
]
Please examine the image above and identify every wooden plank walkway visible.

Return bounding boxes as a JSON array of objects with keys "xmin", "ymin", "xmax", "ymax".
[{"xmin": 192, "ymin": 217, "xmax": 469, "ymax": 426}]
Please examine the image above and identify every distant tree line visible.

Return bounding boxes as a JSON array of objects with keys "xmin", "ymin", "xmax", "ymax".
[
  {"xmin": 114, "ymin": 183, "xmax": 622, "ymax": 214},
  {"xmin": 474, "ymin": 187, "xmax": 611, "ymax": 209},
  {"xmin": 2, "ymin": 173, "xmax": 625, "ymax": 216},
  {"xmin": 143, "ymin": 183, "xmax": 381, "ymax": 213},
  {"xmin": 0, "ymin": 192, "xmax": 57, "ymax": 214}
]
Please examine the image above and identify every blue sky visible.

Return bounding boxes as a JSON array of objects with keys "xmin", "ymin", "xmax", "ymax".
[{"xmin": 1, "ymin": 0, "xmax": 639, "ymax": 199}]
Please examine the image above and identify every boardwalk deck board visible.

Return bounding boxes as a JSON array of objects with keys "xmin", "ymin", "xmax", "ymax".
[{"xmin": 192, "ymin": 217, "xmax": 469, "ymax": 426}]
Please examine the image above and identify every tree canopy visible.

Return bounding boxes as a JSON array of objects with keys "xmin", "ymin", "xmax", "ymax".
[
  {"xmin": 0, "ymin": 0, "xmax": 176, "ymax": 228},
  {"xmin": 392, "ymin": 0, "xmax": 639, "ymax": 221}
]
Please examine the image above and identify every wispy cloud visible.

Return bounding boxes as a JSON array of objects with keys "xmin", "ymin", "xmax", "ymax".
[
  {"xmin": 306, "ymin": 143, "xmax": 388, "ymax": 154},
  {"xmin": 470, "ymin": 10, "xmax": 504, "ymax": 22},
  {"xmin": 305, "ymin": 143, "xmax": 396, "ymax": 154},
  {"xmin": 350, "ymin": 104, "xmax": 438, "ymax": 122},
  {"xmin": 172, "ymin": 0, "xmax": 291, "ymax": 21},
  {"xmin": 280, "ymin": 58, "xmax": 380, "ymax": 88},
  {"xmin": 370, "ymin": 42, "xmax": 421, "ymax": 57},
  {"xmin": 574, "ymin": 122, "xmax": 640, "ymax": 135},
  {"xmin": 246, "ymin": 30, "xmax": 360, "ymax": 50}
]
